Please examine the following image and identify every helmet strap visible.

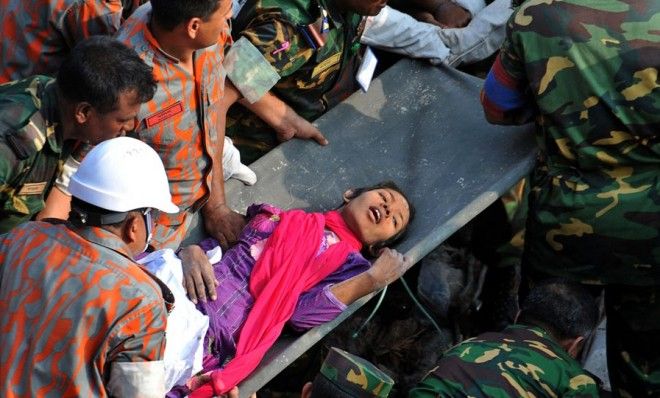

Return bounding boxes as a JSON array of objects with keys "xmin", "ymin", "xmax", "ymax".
[{"xmin": 70, "ymin": 207, "xmax": 129, "ymax": 227}]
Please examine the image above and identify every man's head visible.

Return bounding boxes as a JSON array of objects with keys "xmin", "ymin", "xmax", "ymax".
[
  {"xmin": 517, "ymin": 279, "xmax": 599, "ymax": 358},
  {"xmin": 68, "ymin": 137, "xmax": 178, "ymax": 257},
  {"xmin": 334, "ymin": 0, "xmax": 387, "ymax": 16},
  {"xmin": 151, "ymin": 0, "xmax": 232, "ymax": 48},
  {"xmin": 57, "ymin": 36, "xmax": 156, "ymax": 144},
  {"xmin": 301, "ymin": 347, "xmax": 394, "ymax": 398}
]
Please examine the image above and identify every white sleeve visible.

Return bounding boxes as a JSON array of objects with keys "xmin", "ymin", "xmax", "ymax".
[
  {"xmin": 452, "ymin": 0, "xmax": 486, "ymax": 17},
  {"xmin": 137, "ymin": 250, "xmax": 211, "ymax": 390},
  {"xmin": 54, "ymin": 154, "xmax": 80, "ymax": 195},
  {"xmin": 106, "ymin": 361, "xmax": 166, "ymax": 398},
  {"xmin": 361, "ymin": 6, "xmax": 450, "ymax": 64},
  {"xmin": 438, "ymin": 0, "xmax": 513, "ymax": 66}
]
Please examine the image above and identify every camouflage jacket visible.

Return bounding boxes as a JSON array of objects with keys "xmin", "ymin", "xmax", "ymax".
[
  {"xmin": 0, "ymin": 76, "xmax": 72, "ymax": 233},
  {"xmin": 409, "ymin": 325, "xmax": 600, "ymax": 398},
  {"xmin": 228, "ymin": 0, "xmax": 365, "ymax": 162},
  {"xmin": 482, "ymin": 0, "xmax": 660, "ymax": 284}
]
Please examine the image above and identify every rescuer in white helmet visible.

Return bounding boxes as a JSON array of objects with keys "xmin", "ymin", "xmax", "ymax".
[{"xmin": 0, "ymin": 137, "xmax": 178, "ymax": 397}]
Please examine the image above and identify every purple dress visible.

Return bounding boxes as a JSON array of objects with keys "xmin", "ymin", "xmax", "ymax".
[{"xmin": 195, "ymin": 204, "xmax": 371, "ymax": 369}]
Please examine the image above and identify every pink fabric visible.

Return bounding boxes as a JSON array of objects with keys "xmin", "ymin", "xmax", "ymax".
[{"xmin": 189, "ymin": 210, "xmax": 361, "ymax": 397}]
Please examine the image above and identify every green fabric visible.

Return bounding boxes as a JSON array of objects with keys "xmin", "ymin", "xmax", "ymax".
[
  {"xmin": 228, "ymin": 0, "xmax": 364, "ymax": 163},
  {"xmin": 409, "ymin": 325, "xmax": 599, "ymax": 398},
  {"xmin": 320, "ymin": 347, "xmax": 394, "ymax": 398},
  {"xmin": 0, "ymin": 76, "xmax": 69, "ymax": 233},
  {"xmin": 496, "ymin": 0, "xmax": 660, "ymax": 285}
]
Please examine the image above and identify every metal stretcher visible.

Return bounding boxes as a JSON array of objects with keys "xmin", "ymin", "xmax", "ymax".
[{"xmin": 221, "ymin": 58, "xmax": 536, "ymax": 397}]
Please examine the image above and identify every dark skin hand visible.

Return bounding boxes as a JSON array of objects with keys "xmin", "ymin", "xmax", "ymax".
[
  {"xmin": 203, "ymin": 203, "xmax": 247, "ymax": 250},
  {"xmin": 180, "ymin": 244, "xmax": 218, "ymax": 304},
  {"xmin": 390, "ymin": 0, "xmax": 471, "ymax": 28},
  {"xmin": 183, "ymin": 204, "xmax": 247, "ymax": 303}
]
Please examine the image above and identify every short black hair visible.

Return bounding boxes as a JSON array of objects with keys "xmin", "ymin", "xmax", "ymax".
[
  {"xmin": 151, "ymin": 0, "xmax": 222, "ymax": 31},
  {"xmin": 57, "ymin": 36, "xmax": 156, "ymax": 114},
  {"xmin": 310, "ymin": 373, "xmax": 355, "ymax": 398},
  {"xmin": 347, "ymin": 180, "xmax": 415, "ymax": 257},
  {"xmin": 518, "ymin": 279, "xmax": 598, "ymax": 341}
]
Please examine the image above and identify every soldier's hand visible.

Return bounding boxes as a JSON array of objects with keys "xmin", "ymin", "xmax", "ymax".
[
  {"xmin": 275, "ymin": 112, "xmax": 328, "ymax": 146},
  {"xmin": 179, "ymin": 245, "xmax": 218, "ymax": 304},
  {"xmin": 204, "ymin": 203, "xmax": 247, "ymax": 250},
  {"xmin": 367, "ymin": 248, "xmax": 413, "ymax": 289}
]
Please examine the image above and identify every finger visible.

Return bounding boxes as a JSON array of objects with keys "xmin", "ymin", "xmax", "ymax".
[
  {"xmin": 401, "ymin": 256, "xmax": 414, "ymax": 271},
  {"xmin": 227, "ymin": 387, "xmax": 239, "ymax": 398},
  {"xmin": 201, "ymin": 263, "xmax": 218, "ymax": 301},
  {"xmin": 217, "ymin": 233, "xmax": 229, "ymax": 251},
  {"xmin": 313, "ymin": 130, "xmax": 329, "ymax": 146},
  {"xmin": 193, "ymin": 269, "xmax": 208, "ymax": 303},
  {"xmin": 184, "ymin": 273, "xmax": 198, "ymax": 304}
]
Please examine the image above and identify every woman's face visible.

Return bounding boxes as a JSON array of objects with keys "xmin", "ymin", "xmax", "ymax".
[{"xmin": 341, "ymin": 188, "xmax": 410, "ymax": 246}]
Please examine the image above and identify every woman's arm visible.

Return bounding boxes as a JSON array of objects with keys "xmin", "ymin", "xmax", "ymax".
[
  {"xmin": 289, "ymin": 249, "xmax": 412, "ymax": 330},
  {"xmin": 331, "ymin": 248, "xmax": 412, "ymax": 305}
]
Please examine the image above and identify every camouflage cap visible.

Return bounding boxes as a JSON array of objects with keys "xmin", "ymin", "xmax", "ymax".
[{"xmin": 319, "ymin": 347, "xmax": 394, "ymax": 398}]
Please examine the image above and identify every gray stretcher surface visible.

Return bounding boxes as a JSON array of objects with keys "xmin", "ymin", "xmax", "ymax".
[{"xmin": 223, "ymin": 58, "xmax": 537, "ymax": 397}]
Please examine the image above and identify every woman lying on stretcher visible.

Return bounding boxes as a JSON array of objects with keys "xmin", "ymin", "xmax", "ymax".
[{"xmin": 167, "ymin": 181, "xmax": 414, "ymax": 397}]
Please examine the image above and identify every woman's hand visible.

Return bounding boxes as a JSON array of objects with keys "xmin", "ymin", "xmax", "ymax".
[
  {"xmin": 179, "ymin": 245, "xmax": 219, "ymax": 304},
  {"xmin": 367, "ymin": 248, "xmax": 413, "ymax": 289}
]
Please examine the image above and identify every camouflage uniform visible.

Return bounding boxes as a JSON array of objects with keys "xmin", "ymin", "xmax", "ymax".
[
  {"xmin": 409, "ymin": 325, "xmax": 600, "ymax": 398},
  {"xmin": 481, "ymin": 1, "xmax": 660, "ymax": 395},
  {"xmin": 0, "ymin": 0, "xmax": 144, "ymax": 83},
  {"xmin": 0, "ymin": 76, "xmax": 74, "ymax": 233},
  {"xmin": 0, "ymin": 220, "xmax": 171, "ymax": 397},
  {"xmin": 319, "ymin": 347, "xmax": 394, "ymax": 397},
  {"xmin": 228, "ymin": 0, "xmax": 365, "ymax": 163}
]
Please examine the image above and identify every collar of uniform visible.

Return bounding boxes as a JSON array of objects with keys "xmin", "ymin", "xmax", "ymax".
[
  {"xmin": 141, "ymin": 6, "xmax": 182, "ymax": 64},
  {"xmin": 72, "ymin": 224, "xmax": 135, "ymax": 260},
  {"xmin": 507, "ymin": 324, "xmax": 555, "ymax": 344}
]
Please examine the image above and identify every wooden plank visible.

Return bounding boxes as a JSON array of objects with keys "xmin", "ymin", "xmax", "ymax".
[{"xmin": 220, "ymin": 59, "xmax": 537, "ymax": 397}]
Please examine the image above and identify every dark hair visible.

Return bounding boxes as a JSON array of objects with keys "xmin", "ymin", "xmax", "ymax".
[
  {"xmin": 57, "ymin": 36, "xmax": 156, "ymax": 114},
  {"xmin": 346, "ymin": 180, "xmax": 415, "ymax": 257},
  {"xmin": 310, "ymin": 373, "xmax": 355, "ymax": 398},
  {"xmin": 518, "ymin": 279, "xmax": 598, "ymax": 341},
  {"xmin": 151, "ymin": 0, "xmax": 222, "ymax": 31}
]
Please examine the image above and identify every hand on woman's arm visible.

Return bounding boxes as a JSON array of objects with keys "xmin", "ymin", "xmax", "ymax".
[
  {"xmin": 179, "ymin": 245, "xmax": 219, "ymax": 304},
  {"xmin": 330, "ymin": 248, "xmax": 412, "ymax": 305}
]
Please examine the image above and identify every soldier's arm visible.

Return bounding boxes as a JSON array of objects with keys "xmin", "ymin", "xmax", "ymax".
[
  {"xmin": 105, "ymin": 297, "xmax": 167, "ymax": 397},
  {"xmin": 201, "ymin": 82, "xmax": 247, "ymax": 249},
  {"xmin": 227, "ymin": 20, "xmax": 327, "ymax": 143},
  {"xmin": 37, "ymin": 187, "xmax": 71, "ymax": 220},
  {"xmin": 480, "ymin": 17, "xmax": 536, "ymax": 125},
  {"xmin": 239, "ymin": 92, "xmax": 328, "ymax": 145}
]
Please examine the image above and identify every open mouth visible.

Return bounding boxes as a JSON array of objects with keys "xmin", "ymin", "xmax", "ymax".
[{"xmin": 369, "ymin": 206, "xmax": 381, "ymax": 223}]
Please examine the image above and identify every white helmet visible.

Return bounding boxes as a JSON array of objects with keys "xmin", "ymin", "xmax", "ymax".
[{"xmin": 68, "ymin": 136, "xmax": 178, "ymax": 214}]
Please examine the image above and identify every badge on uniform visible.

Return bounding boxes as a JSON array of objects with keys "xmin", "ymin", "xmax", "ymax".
[
  {"xmin": 17, "ymin": 182, "xmax": 47, "ymax": 196},
  {"xmin": 145, "ymin": 101, "xmax": 184, "ymax": 128}
]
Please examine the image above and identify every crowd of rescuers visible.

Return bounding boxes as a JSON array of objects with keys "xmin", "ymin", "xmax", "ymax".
[{"xmin": 0, "ymin": 0, "xmax": 658, "ymax": 397}]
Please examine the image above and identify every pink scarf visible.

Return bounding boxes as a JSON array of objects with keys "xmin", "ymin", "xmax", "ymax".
[{"xmin": 189, "ymin": 210, "xmax": 361, "ymax": 397}]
